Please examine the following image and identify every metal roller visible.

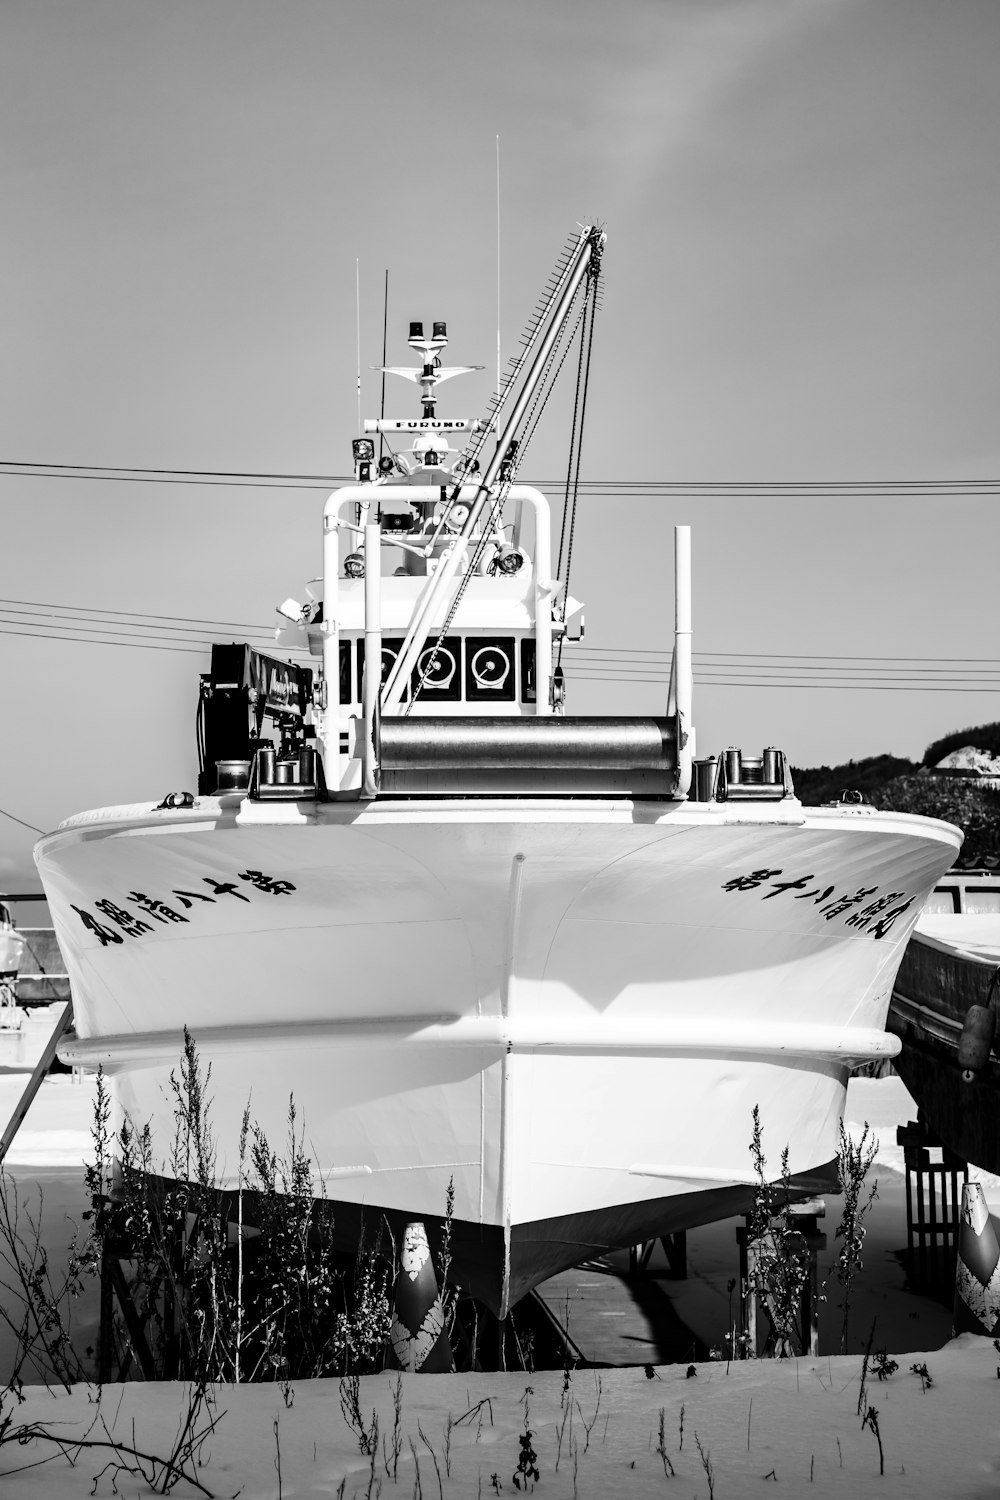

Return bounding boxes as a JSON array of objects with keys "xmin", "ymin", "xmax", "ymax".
[{"xmin": 378, "ymin": 716, "xmax": 677, "ymax": 771}]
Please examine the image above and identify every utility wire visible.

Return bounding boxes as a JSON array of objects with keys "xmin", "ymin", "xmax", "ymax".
[
  {"xmin": 0, "ymin": 610, "xmax": 279, "ymax": 644},
  {"xmin": 569, "ymin": 660, "xmax": 1000, "ymax": 680},
  {"xmin": 4, "ymin": 621, "xmax": 996, "ymax": 687},
  {"xmin": 0, "ymin": 460, "xmax": 329, "ymax": 478},
  {"xmin": 0, "ymin": 618, "xmax": 221, "ymax": 646},
  {"xmin": 0, "ymin": 469, "xmax": 342, "ymax": 492},
  {"xmin": 0, "ymin": 625, "xmax": 211, "ymax": 655},
  {"xmin": 572, "ymin": 646, "xmax": 1000, "ymax": 663},
  {"xmin": 2, "ymin": 607, "xmax": 997, "ymax": 679},
  {"xmin": 0, "ymin": 805, "xmax": 44, "ymax": 835},
  {"xmin": 571, "ymin": 666, "xmax": 1000, "ymax": 682},
  {"xmin": 2, "ymin": 459, "xmax": 998, "ymax": 486},
  {"xmin": 569, "ymin": 674, "xmax": 1000, "ymax": 693},
  {"xmin": 3, "ymin": 598, "xmax": 999, "ymax": 691},
  {"xmin": 0, "ymin": 596, "xmax": 277, "ymax": 631},
  {"xmin": 0, "ymin": 625, "xmax": 311, "ymax": 659},
  {"xmin": 7, "ymin": 597, "xmax": 1000, "ymax": 667},
  {"xmin": 3, "ymin": 460, "xmax": 1000, "ymax": 496}
]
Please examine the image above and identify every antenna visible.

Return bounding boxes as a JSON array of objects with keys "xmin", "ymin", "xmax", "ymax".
[
  {"xmin": 496, "ymin": 134, "xmax": 501, "ymax": 401},
  {"xmin": 379, "ymin": 269, "xmax": 389, "ymax": 462},
  {"xmin": 355, "ymin": 259, "xmax": 362, "ymax": 434}
]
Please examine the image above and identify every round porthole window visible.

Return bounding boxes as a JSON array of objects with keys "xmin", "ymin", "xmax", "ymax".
[
  {"xmin": 418, "ymin": 645, "xmax": 458, "ymax": 690},
  {"xmin": 470, "ymin": 644, "xmax": 511, "ymax": 691}
]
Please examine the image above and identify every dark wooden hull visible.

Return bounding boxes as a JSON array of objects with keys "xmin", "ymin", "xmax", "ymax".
[{"xmin": 887, "ymin": 931, "xmax": 1000, "ymax": 1174}]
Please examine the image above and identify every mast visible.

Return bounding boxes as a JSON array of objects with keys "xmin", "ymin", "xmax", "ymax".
[{"xmin": 381, "ymin": 225, "xmax": 604, "ymax": 714}]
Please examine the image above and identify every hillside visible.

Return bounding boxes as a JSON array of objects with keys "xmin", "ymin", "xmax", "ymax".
[
  {"xmin": 792, "ymin": 723, "xmax": 1000, "ymax": 864},
  {"xmin": 790, "ymin": 754, "xmax": 920, "ymax": 806}
]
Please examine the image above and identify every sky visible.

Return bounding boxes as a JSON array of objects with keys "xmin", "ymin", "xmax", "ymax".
[{"xmin": 3, "ymin": 0, "xmax": 1000, "ymax": 890}]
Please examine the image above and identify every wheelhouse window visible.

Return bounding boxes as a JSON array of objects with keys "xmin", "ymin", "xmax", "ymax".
[
  {"xmin": 414, "ymin": 637, "xmax": 463, "ymax": 701},
  {"xmin": 520, "ymin": 638, "xmax": 536, "ymax": 703},
  {"xmin": 339, "ymin": 640, "xmax": 352, "ymax": 704},
  {"xmin": 965, "ymin": 887, "xmax": 1000, "ymax": 914},
  {"xmin": 925, "ymin": 887, "xmax": 959, "ymax": 914},
  {"xmin": 344, "ymin": 633, "xmax": 534, "ymax": 705},
  {"xmin": 465, "ymin": 637, "xmax": 516, "ymax": 702},
  {"xmin": 357, "ymin": 637, "xmax": 408, "ymax": 702}
]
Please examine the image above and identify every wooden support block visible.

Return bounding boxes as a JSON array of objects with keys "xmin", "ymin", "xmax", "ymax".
[
  {"xmin": 737, "ymin": 1200, "xmax": 826, "ymax": 1357},
  {"xmin": 897, "ymin": 1118, "xmax": 968, "ymax": 1297}
]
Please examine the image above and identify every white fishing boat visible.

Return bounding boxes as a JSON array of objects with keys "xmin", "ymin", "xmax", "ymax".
[
  {"xmin": 36, "ymin": 227, "xmax": 961, "ymax": 1313},
  {"xmin": 0, "ymin": 910, "xmax": 33, "ymax": 1072},
  {"xmin": 0, "ymin": 912, "xmax": 67, "ymax": 1074},
  {"xmin": 888, "ymin": 865, "xmax": 1000, "ymax": 1173}
]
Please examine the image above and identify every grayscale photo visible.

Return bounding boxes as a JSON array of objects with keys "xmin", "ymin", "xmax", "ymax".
[{"xmin": 1, "ymin": 3, "xmax": 998, "ymax": 1494}]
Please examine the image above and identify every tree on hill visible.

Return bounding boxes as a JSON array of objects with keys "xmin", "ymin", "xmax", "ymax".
[
  {"xmin": 791, "ymin": 726, "xmax": 1000, "ymax": 860},
  {"xmin": 922, "ymin": 721, "xmax": 1000, "ymax": 768},
  {"xmin": 874, "ymin": 775, "xmax": 1000, "ymax": 860},
  {"xmin": 790, "ymin": 755, "xmax": 918, "ymax": 806}
]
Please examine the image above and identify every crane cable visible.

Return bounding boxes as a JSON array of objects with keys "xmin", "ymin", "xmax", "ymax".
[
  {"xmin": 408, "ymin": 283, "xmax": 592, "ymax": 709},
  {"xmin": 556, "ymin": 258, "xmax": 601, "ymax": 675},
  {"xmin": 406, "ymin": 233, "xmax": 598, "ymax": 711}
]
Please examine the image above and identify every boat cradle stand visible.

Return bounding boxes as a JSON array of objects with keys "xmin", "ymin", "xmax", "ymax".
[
  {"xmin": 896, "ymin": 1117, "xmax": 968, "ymax": 1300},
  {"xmin": 736, "ymin": 1199, "xmax": 827, "ymax": 1357},
  {"xmin": 628, "ymin": 1231, "xmax": 688, "ymax": 1279}
]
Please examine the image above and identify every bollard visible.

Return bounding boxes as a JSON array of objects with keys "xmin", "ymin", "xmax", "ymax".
[
  {"xmin": 388, "ymin": 1222, "xmax": 454, "ymax": 1373},
  {"xmin": 952, "ymin": 1181, "xmax": 1000, "ymax": 1337}
]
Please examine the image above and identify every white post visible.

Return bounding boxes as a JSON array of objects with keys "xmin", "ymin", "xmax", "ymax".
[
  {"xmin": 361, "ymin": 520, "xmax": 381, "ymax": 799},
  {"xmin": 320, "ymin": 498, "xmax": 342, "ymax": 790},
  {"xmin": 674, "ymin": 525, "xmax": 693, "ymax": 798},
  {"xmin": 530, "ymin": 489, "xmax": 553, "ymax": 715}
]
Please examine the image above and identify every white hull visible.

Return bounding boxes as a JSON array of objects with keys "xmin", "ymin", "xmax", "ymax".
[{"xmin": 38, "ymin": 793, "xmax": 960, "ymax": 1310}]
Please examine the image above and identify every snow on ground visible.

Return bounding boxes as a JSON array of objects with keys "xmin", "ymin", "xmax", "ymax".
[
  {"xmin": 1, "ymin": 1340, "xmax": 999, "ymax": 1498},
  {"xmin": 0, "ymin": 1070, "xmax": 98, "ymax": 1168},
  {"xmin": 2, "ymin": 1071, "xmax": 1000, "ymax": 1496}
]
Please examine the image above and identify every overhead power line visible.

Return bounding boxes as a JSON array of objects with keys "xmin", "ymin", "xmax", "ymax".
[
  {"xmin": 574, "ymin": 670, "xmax": 1000, "ymax": 686},
  {"xmin": 7, "ymin": 599, "xmax": 1000, "ymax": 666},
  {"xmin": 3, "ymin": 625, "xmax": 998, "ymax": 689},
  {"xmin": 0, "ymin": 613, "xmax": 271, "ymax": 645},
  {"xmin": 573, "ymin": 667, "xmax": 1000, "ymax": 682},
  {"xmin": 0, "ymin": 627, "xmax": 310, "ymax": 659},
  {"xmin": 0, "ymin": 624, "xmax": 211, "ymax": 656},
  {"xmin": 3, "ymin": 597, "xmax": 999, "ymax": 691},
  {"xmin": 2, "ymin": 459, "xmax": 1000, "ymax": 497},
  {"xmin": 0, "ymin": 460, "xmax": 349, "ymax": 491},
  {"xmin": 571, "ymin": 656, "xmax": 1000, "ymax": 675},
  {"xmin": 0, "ymin": 597, "xmax": 275, "ymax": 631},
  {"xmin": 570, "ymin": 675, "xmax": 1000, "ymax": 693},
  {"xmin": 573, "ymin": 646, "xmax": 1000, "ymax": 664},
  {"xmin": 0, "ymin": 598, "xmax": 311, "ymax": 658}
]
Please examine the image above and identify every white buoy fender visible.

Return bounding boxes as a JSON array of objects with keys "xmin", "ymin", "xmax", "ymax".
[
  {"xmin": 958, "ymin": 1004, "xmax": 996, "ymax": 1081},
  {"xmin": 952, "ymin": 1181, "xmax": 1000, "ymax": 1337},
  {"xmin": 388, "ymin": 1222, "xmax": 454, "ymax": 1373}
]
